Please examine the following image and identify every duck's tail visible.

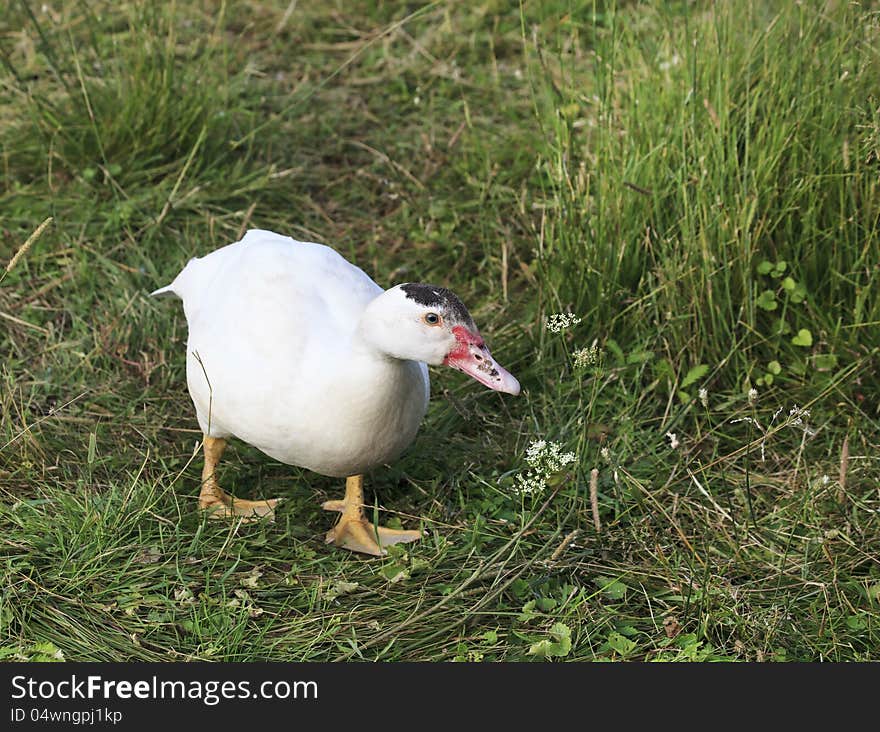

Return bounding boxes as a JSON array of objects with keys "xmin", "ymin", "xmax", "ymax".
[
  {"xmin": 150, "ymin": 284, "xmax": 177, "ymax": 297},
  {"xmin": 151, "ymin": 256, "xmax": 199, "ymax": 298}
]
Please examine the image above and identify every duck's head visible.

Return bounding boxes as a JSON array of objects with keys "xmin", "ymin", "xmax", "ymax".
[{"xmin": 359, "ymin": 283, "xmax": 520, "ymax": 396}]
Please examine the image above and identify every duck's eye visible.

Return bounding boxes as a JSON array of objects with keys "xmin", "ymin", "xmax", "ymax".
[{"xmin": 423, "ymin": 312, "xmax": 441, "ymax": 326}]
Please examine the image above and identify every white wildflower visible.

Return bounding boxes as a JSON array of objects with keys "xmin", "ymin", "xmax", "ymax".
[
  {"xmin": 786, "ymin": 404, "xmax": 816, "ymax": 437},
  {"xmin": 787, "ymin": 404, "xmax": 810, "ymax": 426},
  {"xmin": 666, "ymin": 432, "xmax": 680, "ymax": 450},
  {"xmin": 525, "ymin": 439, "xmax": 546, "ymax": 461},
  {"xmin": 545, "ymin": 312, "xmax": 582, "ymax": 333},
  {"xmin": 748, "ymin": 388, "xmax": 758, "ymax": 405},
  {"xmin": 658, "ymin": 53, "xmax": 681, "ymax": 71},
  {"xmin": 822, "ymin": 475, "xmax": 830, "ymax": 485},
  {"xmin": 698, "ymin": 388, "xmax": 709, "ymax": 409},
  {"xmin": 573, "ymin": 342, "xmax": 601, "ymax": 369},
  {"xmin": 514, "ymin": 472, "xmax": 547, "ymax": 496},
  {"xmin": 733, "ymin": 400, "xmax": 817, "ymax": 461},
  {"xmin": 525, "ymin": 439, "xmax": 576, "ymax": 473},
  {"xmin": 512, "ymin": 439, "xmax": 577, "ymax": 496},
  {"xmin": 600, "ymin": 446, "xmax": 611, "ymax": 463}
]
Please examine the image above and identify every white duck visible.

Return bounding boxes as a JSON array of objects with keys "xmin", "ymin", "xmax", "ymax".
[{"xmin": 153, "ymin": 229, "xmax": 520, "ymax": 556}]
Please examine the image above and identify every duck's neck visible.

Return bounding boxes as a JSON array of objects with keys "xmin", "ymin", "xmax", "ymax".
[
  {"xmin": 355, "ymin": 308, "xmax": 407, "ymax": 362},
  {"xmin": 350, "ymin": 321, "xmax": 408, "ymax": 372},
  {"xmin": 343, "ymin": 326, "xmax": 429, "ymax": 437},
  {"xmin": 348, "ymin": 319, "xmax": 428, "ymax": 404}
]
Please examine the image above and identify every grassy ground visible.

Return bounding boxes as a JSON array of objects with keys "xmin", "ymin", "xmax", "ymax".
[{"xmin": 1, "ymin": 0, "xmax": 878, "ymax": 661}]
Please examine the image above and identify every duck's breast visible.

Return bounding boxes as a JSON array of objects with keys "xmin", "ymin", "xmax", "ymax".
[{"xmin": 249, "ymin": 354, "xmax": 430, "ymax": 476}]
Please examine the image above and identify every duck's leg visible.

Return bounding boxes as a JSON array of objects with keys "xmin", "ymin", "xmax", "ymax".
[
  {"xmin": 322, "ymin": 474, "xmax": 421, "ymax": 556},
  {"xmin": 199, "ymin": 436, "xmax": 279, "ymax": 521}
]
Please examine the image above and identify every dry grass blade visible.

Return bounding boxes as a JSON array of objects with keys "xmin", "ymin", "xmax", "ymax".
[
  {"xmin": 3, "ymin": 216, "xmax": 53, "ymax": 279},
  {"xmin": 589, "ymin": 467, "xmax": 601, "ymax": 534},
  {"xmin": 838, "ymin": 434, "xmax": 849, "ymax": 503}
]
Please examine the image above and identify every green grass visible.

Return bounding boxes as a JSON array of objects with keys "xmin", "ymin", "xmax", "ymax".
[{"xmin": 1, "ymin": 0, "xmax": 878, "ymax": 662}]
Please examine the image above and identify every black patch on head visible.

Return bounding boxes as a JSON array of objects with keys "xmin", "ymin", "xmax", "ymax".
[{"xmin": 400, "ymin": 283, "xmax": 475, "ymax": 328}]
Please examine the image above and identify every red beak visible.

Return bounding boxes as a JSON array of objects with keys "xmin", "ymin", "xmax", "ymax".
[{"xmin": 443, "ymin": 326, "xmax": 521, "ymax": 396}]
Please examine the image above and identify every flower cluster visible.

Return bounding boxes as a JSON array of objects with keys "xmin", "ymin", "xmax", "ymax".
[
  {"xmin": 545, "ymin": 312, "xmax": 582, "ymax": 333},
  {"xmin": 780, "ymin": 404, "xmax": 816, "ymax": 437},
  {"xmin": 698, "ymin": 388, "xmax": 709, "ymax": 409},
  {"xmin": 786, "ymin": 404, "xmax": 810, "ymax": 427},
  {"xmin": 658, "ymin": 53, "xmax": 682, "ymax": 71},
  {"xmin": 525, "ymin": 440, "xmax": 576, "ymax": 472},
  {"xmin": 573, "ymin": 343, "xmax": 601, "ymax": 369},
  {"xmin": 731, "ymin": 401, "xmax": 816, "ymax": 463},
  {"xmin": 512, "ymin": 439, "xmax": 577, "ymax": 496}
]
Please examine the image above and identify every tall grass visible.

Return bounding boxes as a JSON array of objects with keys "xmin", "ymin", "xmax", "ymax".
[{"xmin": 527, "ymin": 2, "xmax": 878, "ymax": 384}]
